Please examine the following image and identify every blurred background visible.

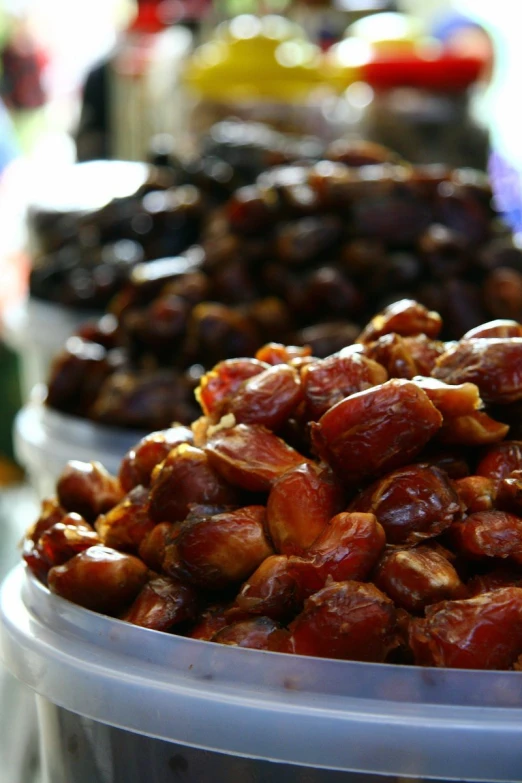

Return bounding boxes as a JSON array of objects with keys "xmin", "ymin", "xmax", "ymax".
[{"xmin": 0, "ymin": 1, "xmax": 520, "ymax": 777}]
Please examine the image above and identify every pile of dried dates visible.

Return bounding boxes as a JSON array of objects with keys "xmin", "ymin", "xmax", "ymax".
[
  {"xmin": 45, "ymin": 143, "xmax": 522, "ymax": 430},
  {"xmin": 24, "ymin": 300, "xmax": 522, "ymax": 669},
  {"xmin": 29, "ymin": 121, "xmax": 324, "ymax": 311}
]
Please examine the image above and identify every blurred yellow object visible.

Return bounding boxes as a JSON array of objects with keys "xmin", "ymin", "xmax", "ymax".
[{"xmin": 184, "ymin": 15, "xmax": 327, "ymax": 103}]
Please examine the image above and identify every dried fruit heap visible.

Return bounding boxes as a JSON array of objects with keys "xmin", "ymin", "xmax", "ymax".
[{"xmin": 23, "ymin": 300, "xmax": 522, "ymax": 669}]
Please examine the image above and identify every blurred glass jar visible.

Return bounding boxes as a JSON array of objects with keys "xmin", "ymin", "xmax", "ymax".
[
  {"xmin": 326, "ymin": 12, "xmax": 490, "ymax": 169},
  {"xmin": 182, "ymin": 14, "xmax": 349, "ymax": 145}
]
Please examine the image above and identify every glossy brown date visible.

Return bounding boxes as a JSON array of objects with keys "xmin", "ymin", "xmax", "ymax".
[
  {"xmin": 37, "ymin": 515, "xmax": 100, "ymax": 569},
  {"xmin": 287, "ymin": 581, "xmax": 398, "ymax": 661},
  {"xmin": 123, "ymin": 576, "xmax": 199, "ymax": 631},
  {"xmin": 364, "ymin": 334, "xmax": 418, "ymax": 379},
  {"xmin": 163, "ymin": 506, "xmax": 273, "ymax": 589},
  {"xmin": 463, "ymin": 320, "xmax": 522, "ymax": 339},
  {"xmin": 433, "ymin": 339, "xmax": 522, "ymax": 404},
  {"xmin": 48, "ymin": 546, "xmax": 149, "ymax": 614},
  {"xmin": 290, "ymin": 512, "xmax": 386, "ymax": 596},
  {"xmin": 497, "ymin": 470, "xmax": 522, "ymax": 514},
  {"xmin": 301, "ymin": 350, "xmax": 387, "ymax": 420},
  {"xmin": 235, "ymin": 555, "xmax": 304, "ymax": 621},
  {"xmin": 409, "ymin": 587, "xmax": 522, "ymax": 669},
  {"xmin": 450, "ymin": 511, "xmax": 522, "ymax": 561},
  {"xmin": 477, "ymin": 441, "xmax": 522, "ymax": 486},
  {"xmin": 266, "ymin": 463, "xmax": 345, "ymax": 554},
  {"xmin": 311, "ymin": 380, "xmax": 442, "ymax": 484},
  {"xmin": 436, "ymin": 410, "xmax": 509, "ymax": 446},
  {"xmin": 374, "ymin": 546, "xmax": 463, "ymax": 614},
  {"xmin": 195, "ymin": 358, "xmax": 268, "ymax": 418},
  {"xmin": 453, "ymin": 476, "xmax": 496, "ymax": 513},
  {"xmin": 204, "ymin": 423, "xmax": 311, "ymax": 492},
  {"xmin": 410, "ymin": 376, "xmax": 481, "ymax": 419},
  {"xmin": 357, "ymin": 299, "xmax": 442, "ymax": 344},
  {"xmin": 255, "ymin": 343, "xmax": 312, "ymax": 366},
  {"xmin": 57, "ymin": 461, "xmax": 123, "ymax": 522},
  {"xmin": 221, "ymin": 364, "xmax": 302, "ymax": 431},
  {"xmin": 95, "ymin": 486, "xmax": 155, "ymax": 552},
  {"xmin": 350, "ymin": 464, "xmax": 460, "ymax": 545},
  {"xmin": 138, "ymin": 522, "xmax": 177, "ymax": 572},
  {"xmin": 211, "ymin": 617, "xmax": 284, "ymax": 651},
  {"xmin": 149, "ymin": 444, "xmax": 240, "ymax": 523},
  {"xmin": 119, "ymin": 426, "xmax": 194, "ymax": 493}
]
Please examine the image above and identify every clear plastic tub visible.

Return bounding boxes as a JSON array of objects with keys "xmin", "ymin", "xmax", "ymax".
[
  {"xmin": 2, "ymin": 299, "xmax": 99, "ymax": 402},
  {"xmin": 2, "ymin": 563, "xmax": 522, "ymax": 783},
  {"xmin": 13, "ymin": 389, "xmax": 145, "ymax": 498}
]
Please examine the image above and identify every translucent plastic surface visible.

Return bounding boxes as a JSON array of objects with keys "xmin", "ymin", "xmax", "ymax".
[
  {"xmin": 2, "ymin": 299, "xmax": 99, "ymax": 399},
  {"xmin": 14, "ymin": 394, "xmax": 145, "ymax": 497},
  {"xmin": 2, "ymin": 565, "xmax": 522, "ymax": 781}
]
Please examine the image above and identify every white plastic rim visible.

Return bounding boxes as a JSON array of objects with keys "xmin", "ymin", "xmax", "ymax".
[
  {"xmin": 2, "ymin": 565, "xmax": 522, "ymax": 781},
  {"xmin": 2, "ymin": 298, "xmax": 99, "ymax": 354},
  {"xmin": 14, "ymin": 391, "xmax": 146, "ymax": 493}
]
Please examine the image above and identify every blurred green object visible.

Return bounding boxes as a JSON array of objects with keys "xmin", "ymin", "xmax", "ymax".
[{"xmin": 0, "ymin": 340, "xmax": 22, "ymax": 462}]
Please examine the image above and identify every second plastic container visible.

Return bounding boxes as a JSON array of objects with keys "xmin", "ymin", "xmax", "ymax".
[{"xmin": 14, "ymin": 388, "xmax": 145, "ymax": 497}]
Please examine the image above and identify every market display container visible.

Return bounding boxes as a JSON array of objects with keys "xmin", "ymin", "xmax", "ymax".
[
  {"xmin": 3, "ymin": 160, "xmax": 152, "ymax": 401},
  {"xmin": 2, "ymin": 564, "xmax": 522, "ymax": 783},
  {"xmin": 2, "ymin": 299, "xmax": 99, "ymax": 402},
  {"xmin": 13, "ymin": 389, "xmax": 145, "ymax": 498}
]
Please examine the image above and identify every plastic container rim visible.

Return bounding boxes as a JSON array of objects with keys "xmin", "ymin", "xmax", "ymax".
[{"xmin": 3, "ymin": 565, "xmax": 522, "ymax": 779}]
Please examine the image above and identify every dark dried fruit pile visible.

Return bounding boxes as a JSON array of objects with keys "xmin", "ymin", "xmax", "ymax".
[
  {"xmin": 45, "ymin": 143, "xmax": 522, "ymax": 430},
  {"xmin": 29, "ymin": 121, "xmax": 324, "ymax": 311},
  {"xmin": 24, "ymin": 300, "xmax": 522, "ymax": 669}
]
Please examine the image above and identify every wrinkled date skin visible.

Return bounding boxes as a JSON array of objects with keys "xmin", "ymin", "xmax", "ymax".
[
  {"xmin": 163, "ymin": 506, "xmax": 274, "ymax": 589},
  {"xmin": 374, "ymin": 547, "xmax": 464, "ymax": 614},
  {"xmin": 433, "ymin": 339, "xmax": 522, "ymax": 404},
  {"xmin": 196, "ymin": 358, "xmax": 269, "ymax": 419},
  {"xmin": 266, "ymin": 463, "xmax": 345, "ymax": 554},
  {"xmin": 119, "ymin": 426, "xmax": 194, "ymax": 493},
  {"xmin": 204, "ymin": 424, "xmax": 310, "ymax": 492},
  {"xmin": 95, "ymin": 486, "xmax": 155, "ymax": 553},
  {"xmin": 357, "ymin": 299, "xmax": 442, "ymax": 344},
  {"xmin": 311, "ymin": 380, "xmax": 443, "ymax": 485},
  {"xmin": 290, "ymin": 512, "xmax": 386, "ymax": 595},
  {"xmin": 411, "ymin": 376, "xmax": 481, "ymax": 419},
  {"xmin": 450, "ymin": 511, "xmax": 522, "ymax": 561},
  {"xmin": 436, "ymin": 411, "xmax": 509, "ymax": 447},
  {"xmin": 409, "ymin": 587, "xmax": 522, "ymax": 669},
  {"xmin": 123, "ymin": 576, "xmax": 199, "ymax": 631},
  {"xmin": 350, "ymin": 464, "xmax": 460, "ymax": 545},
  {"xmin": 211, "ymin": 617, "xmax": 284, "ymax": 651},
  {"xmin": 453, "ymin": 476, "xmax": 496, "ymax": 513},
  {"xmin": 48, "ymin": 546, "xmax": 149, "ymax": 614},
  {"xmin": 497, "ymin": 470, "xmax": 522, "ymax": 514},
  {"xmin": 221, "ymin": 364, "xmax": 303, "ymax": 431},
  {"xmin": 57, "ymin": 461, "xmax": 123, "ymax": 522},
  {"xmin": 235, "ymin": 555, "xmax": 304, "ymax": 621},
  {"xmin": 287, "ymin": 581, "xmax": 398, "ymax": 661},
  {"xmin": 149, "ymin": 444, "xmax": 240, "ymax": 523},
  {"xmin": 477, "ymin": 441, "xmax": 522, "ymax": 487},
  {"xmin": 138, "ymin": 522, "xmax": 177, "ymax": 571},
  {"xmin": 301, "ymin": 350, "xmax": 387, "ymax": 420},
  {"xmin": 37, "ymin": 515, "xmax": 101, "ymax": 571}
]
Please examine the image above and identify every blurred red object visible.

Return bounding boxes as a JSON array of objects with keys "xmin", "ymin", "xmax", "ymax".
[{"xmin": 362, "ymin": 53, "xmax": 485, "ymax": 91}]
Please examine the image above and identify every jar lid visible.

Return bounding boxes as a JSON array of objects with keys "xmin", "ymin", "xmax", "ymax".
[
  {"xmin": 184, "ymin": 15, "xmax": 326, "ymax": 103},
  {"xmin": 361, "ymin": 52, "xmax": 485, "ymax": 91},
  {"xmin": 328, "ymin": 11, "xmax": 486, "ymax": 92}
]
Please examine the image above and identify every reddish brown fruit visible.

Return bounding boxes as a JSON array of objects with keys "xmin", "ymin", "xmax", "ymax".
[
  {"xmin": 311, "ymin": 380, "xmax": 442, "ymax": 485},
  {"xmin": 266, "ymin": 464, "xmax": 345, "ymax": 554},
  {"xmin": 288, "ymin": 581, "xmax": 398, "ymax": 661},
  {"xmin": 48, "ymin": 546, "xmax": 149, "ymax": 614},
  {"xmin": 350, "ymin": 464, "xmax": 460, "ymax": 545},
  {"xmin": 409, "ymin": 588, "xmax": 522, "ymax": 669},
  {"xmin": 204, "ymin": 423, "xmax": 311, "ymax": 492}
]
